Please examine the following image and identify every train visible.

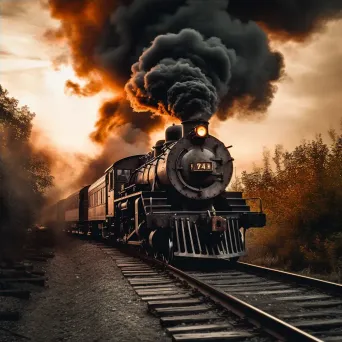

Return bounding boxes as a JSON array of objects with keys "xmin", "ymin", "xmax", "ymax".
[{"xmin": 50, "ymin": 117, "xmax": 266, "ymax": 263}]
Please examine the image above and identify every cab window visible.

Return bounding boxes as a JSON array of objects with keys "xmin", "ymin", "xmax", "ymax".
[
  {"xmin": 117, "ymin": 169, "xmax": 131, "ymax": 183},
  {"xmin": 109, "ymin": 170, "xmax": 114, "ymax": 190}
]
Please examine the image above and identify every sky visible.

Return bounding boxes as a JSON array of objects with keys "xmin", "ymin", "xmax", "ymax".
[{"xmin": 1, "ymin": 0, "xmax": 341, "ymax": 175}]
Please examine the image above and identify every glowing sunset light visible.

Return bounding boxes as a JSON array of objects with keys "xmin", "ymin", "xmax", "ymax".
[{"xmin": 0, "ymin": 0, "xmax": 341, "ymax": 177}]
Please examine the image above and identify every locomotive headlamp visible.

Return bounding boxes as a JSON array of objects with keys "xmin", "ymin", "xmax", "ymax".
[{"xmin": 194, "ymin": 125, "xmax": 208, "ymax": 138}]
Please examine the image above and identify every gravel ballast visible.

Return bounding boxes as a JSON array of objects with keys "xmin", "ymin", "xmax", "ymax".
[{"xmin": 0, "ymin": 237, "xmax": 171, "ymax": 342}]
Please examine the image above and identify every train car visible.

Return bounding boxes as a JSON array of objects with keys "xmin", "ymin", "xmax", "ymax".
[
  {"xmin": 56, "ymin": 199, "xmax": 65, "ymax": 225},
  {"xmin": 42, "ymin": 199, "xmax": 66, "ymax": 230},
  {"xmin": 88, "ymin": 176, "xmax": 106, "ymax": 235},
  {"xmin": 64, "ymin": 186, "xmax": 89, "ymax": 233},
  {"xmin": 87, "ymin": 156, "xmax": 144, "ymax": 238}
]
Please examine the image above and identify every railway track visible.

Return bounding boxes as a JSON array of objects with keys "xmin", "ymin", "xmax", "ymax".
[
  {"xmin": 184, "ymin": 262, "xmax": 342, "ymax": 341},
  {"xmin": 93, "ymin": 240, "xmax": 342, "ymax": 342}
]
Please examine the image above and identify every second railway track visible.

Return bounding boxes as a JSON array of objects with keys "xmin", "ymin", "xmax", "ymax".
[
  {"xmin": 91, "ymin": 239, "xmax": 342, "ymax": 342},
  {"xmin": 184, "ymin": 262, "xmax": 342, "ymax": 342}
]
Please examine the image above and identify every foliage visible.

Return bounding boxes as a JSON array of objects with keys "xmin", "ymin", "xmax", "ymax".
[
  {"xmin": 0, "ymin": 85, "xmax": 53, "ymax": 261},
  {"xmin": 240, "ymin": 124, "xmax": 342, "ymax": 276}
]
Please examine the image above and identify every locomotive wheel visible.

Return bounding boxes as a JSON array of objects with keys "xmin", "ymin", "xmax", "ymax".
[
  {"xmin": 139, "ymin": 240, "xmax": 153, "ymax": 257},
  {"xmin": 153, "ymin": 251, "xmax": 160, "ymax": 260},
  {"xmin": 162, "ymin": 238, "xmax": 174, "ymax": 264}
]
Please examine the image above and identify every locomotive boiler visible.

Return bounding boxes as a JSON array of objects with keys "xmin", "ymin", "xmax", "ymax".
[
  {"xmin": 131, "ymin": 120, "xmax": 233, "ymax": 202},
  {"xmin": 57, "ymin": 116, "xmax": 266, "ymax": 263}
]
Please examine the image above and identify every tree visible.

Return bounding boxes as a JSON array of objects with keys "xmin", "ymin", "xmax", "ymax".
[
  {"xmin": 0, "ymin": 85, "xmax": 53, "ymax": 262},
  {"xmin": 240, "ymin": 125, "xmax": 342, "ymax": 275}
]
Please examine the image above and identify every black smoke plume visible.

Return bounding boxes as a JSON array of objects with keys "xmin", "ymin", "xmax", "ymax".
[
  {"xmin": 125, "ymin": 29, "xmax": 236, "ymax": 121},
  {"xmin": 100, "ymin": 0, "xmax": 284, "ymax": 120},
  {"xmin": 48, "ymin": 0, "xmax": 342, "ymax": 133},
  {"xmin": 228, "ymin": 0, "xmax": 342, "ymax": 40}
]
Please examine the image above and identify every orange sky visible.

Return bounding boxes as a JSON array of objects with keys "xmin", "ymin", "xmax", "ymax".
[{"xmin": 1, "ymin": 0, "xmax": 341, "ymax": 174}]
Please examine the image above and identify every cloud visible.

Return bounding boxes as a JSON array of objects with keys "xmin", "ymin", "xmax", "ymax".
[
  {"xmin": 279, "ymin": 21, "xmax": 342, "ymax": 131},
  {"xmin": 0, "ymin": 0, "xmax": 28, "ymax": 18}
]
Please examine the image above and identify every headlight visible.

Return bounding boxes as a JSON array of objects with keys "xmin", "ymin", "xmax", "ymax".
[{"xmin": 194, "ymin": 125, "xmax": 208, "ymax": 138}]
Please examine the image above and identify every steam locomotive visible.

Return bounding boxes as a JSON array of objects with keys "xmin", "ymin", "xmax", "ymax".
[{"xmin": 52, "ymin": 118, "xmax": 266, "ymax": 263}]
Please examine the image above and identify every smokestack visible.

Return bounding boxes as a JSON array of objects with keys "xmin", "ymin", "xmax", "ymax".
[{"xmin": 181, "ymin": 119, "xmax": 209, "ymax": 137}]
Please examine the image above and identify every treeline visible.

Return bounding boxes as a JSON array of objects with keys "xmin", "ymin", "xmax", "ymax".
[
  {"xmin": 0, "ymin": 85, "xmax": 53, "ymax": 262},
  {"xmin": 234, "ymin": 124, "xmax": 342, "ymax": 277}
]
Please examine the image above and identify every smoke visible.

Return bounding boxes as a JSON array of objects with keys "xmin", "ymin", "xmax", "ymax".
[
  {"xmin": 46, "ymin": 0, "xmax": 342, "ymax": 132},
  {"xmin": 65, "ymin": 79, "xmax": 102, "ymax": 97},
  {"xmin": 43, "ymin": 0, "xmax": 342, "ymax": 190},
  {"xmin": 227, "ymin": 0, "xmax": 342, "ymax": 41},
  {"xmin": 125, "ymin": 29, "xmax": 236, "ymax": 121},
  {"xmin": 77, "ymin": 125, "xmax": 149, "ymax": 186},
  {"xmin": 99, "ymin": 0, "xmax": 284, "ymax": 121},
  {"xmin": 0, "ymin": 86, "xmax": 53, "ymax": 261},
  {"xmin": 30, "ymin": 125, "xmax": 149, "ymax": 210},
  {"xmin": 91, "ymin": 96, "xmax": 163, "ymax": 144},
  {"xmin": 30, "ymin": 129, "xmax": 81, "ymax": 202}
]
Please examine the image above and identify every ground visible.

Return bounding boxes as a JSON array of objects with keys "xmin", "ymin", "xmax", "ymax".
[{"xmin": 0, "ymin": 236, "xmax": 171, "ymax": 342}]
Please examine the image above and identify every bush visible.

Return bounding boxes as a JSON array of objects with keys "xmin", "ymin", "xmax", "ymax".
[{"xmin": 239, "ymin": 123, "xmax": 342, "ymax": 276}]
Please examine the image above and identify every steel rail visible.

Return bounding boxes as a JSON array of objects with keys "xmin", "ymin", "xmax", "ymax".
[
  {"xmin": 236, "ymin": 262, "xmax": 342, "ymax": 295},
  {"xmin": 139, "ymin": 255, "xmax": 322, "ymax": 342}
]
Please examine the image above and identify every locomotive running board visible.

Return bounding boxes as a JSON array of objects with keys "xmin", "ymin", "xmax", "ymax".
[{"xmin": 173, "ymin": 217, "xmax": 246, "ymax": 259}]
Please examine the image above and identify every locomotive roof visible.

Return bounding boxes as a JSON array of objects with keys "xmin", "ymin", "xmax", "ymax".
[
  {"xmin": 64, "ymin": 185, "xmax": 90, "ymax": 201},
  {"xmin": 105, "ymin": 155, "xmax": 145, "ymax": 173},
  {"xmin": 88, "ymin": 174, "xmax": 106, "ymax": 192}
]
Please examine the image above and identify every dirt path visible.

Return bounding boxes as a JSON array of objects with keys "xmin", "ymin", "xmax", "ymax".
[{"xmin": 0, "ymin": 237, "xmax": 170, "ymax": 342}]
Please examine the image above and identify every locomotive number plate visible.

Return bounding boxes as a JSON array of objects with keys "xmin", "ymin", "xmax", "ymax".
[{"xmin": 190, "ymin": 162, "xmax": 213, "ymax": 172}]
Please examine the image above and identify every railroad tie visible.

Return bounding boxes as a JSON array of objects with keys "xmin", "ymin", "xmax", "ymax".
[
  {"xmin": 154, "ymin": 305, "xmax": 212, "ymax": 317},
  {"xmin": 141, "ymin": 294, "xmax": 191, "ymax": 301},
  {"xmin": 223, "ymin": 284, "xmax": 291, "ymax": 293},
  {"xmin": 275, "ymin": 294, "xmax": 332, "ymax": 302},
  {"xmin": 0, "ymin": 289, "xmax": 31, "ymax": 299},
  {"xmin": 116, "ymin": 263, "xmax": 149, "ymax": 267},
  {"xmin": 1, "ymin": 277, "xmax": 46, "ymax": 286},
  {"xmin": 133, "ymin": 284, "xmax": 181, "ymax": 290},
  {"xmin": 171, "ymin": 331, "xmax": 254, "ymax": 342},
  {"xmin": 294, "ymin": 318, "xmax": 342, "ymax": 330},
  {"xmin": 280, "ymin": 310, "xmax": 342, "ymax": 320},
  {"xmin": 0, "ymin": 311, "xmax": 20, "ymax": 321},
  {"xmin": 136, "ymin": 289, "xmax": 184, "ymax": 296},
  {"xmin": 128, "ymin": 277, "xmax": 166, "ymax": 283},
  {"xmin": 148, "ymin": 298, "xmax": 202, "ymax": 309},
  {"xmin": 236, "ymin": 289, "xmax": 301, "ymax": 295},
  {"xmin": 160, "ymin": 314, "xmax": 225, "ymax": 327},
  {"xmin": 298, "ymin": 300, "xmax": 342, "ymax": 309},
  {"xmin": 166, "ymin": 323, "xmax": 233, "ymax": 334}
]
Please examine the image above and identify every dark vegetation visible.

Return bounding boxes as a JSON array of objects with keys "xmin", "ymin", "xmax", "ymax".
[
  {"xmin": 0, "ymin": 85, "xmax": 53, "ymax": 263},
  {"xmin": 235, "ymin": 124, "xmax": 342, "ymax": 281}
]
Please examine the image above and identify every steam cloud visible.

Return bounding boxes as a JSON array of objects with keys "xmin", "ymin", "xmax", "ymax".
[{"xmin": 125, "ymin": 29, "xmax": 236, "ymax": 121}]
